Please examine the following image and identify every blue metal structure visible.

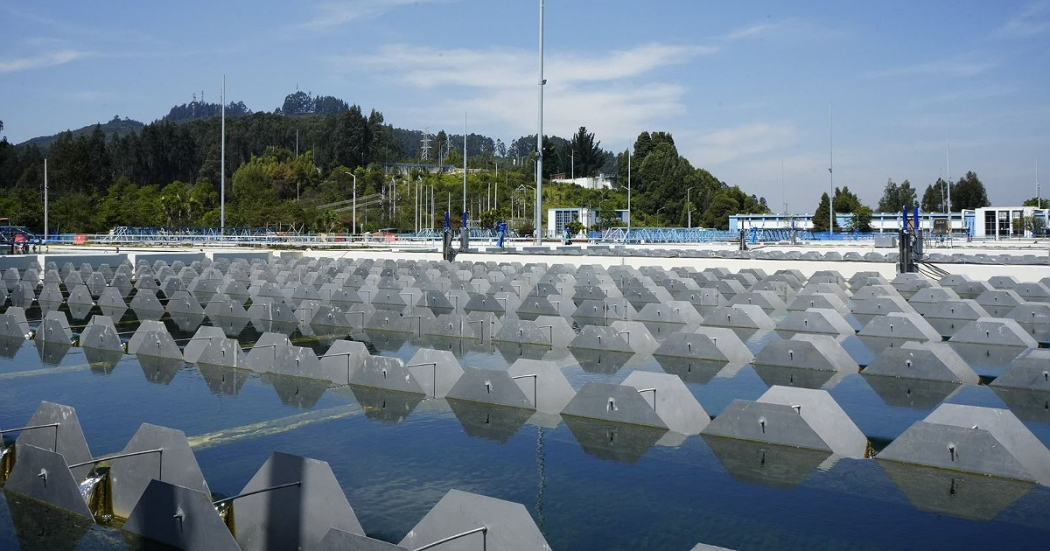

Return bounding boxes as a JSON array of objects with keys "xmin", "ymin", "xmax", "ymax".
[
  {"xmin": 594, "ymin": 227, "xmax": 818, "ymax": 244},
  {"xmin": 0, "ymin": 226, "xmax": 38, "ymax": 245}
]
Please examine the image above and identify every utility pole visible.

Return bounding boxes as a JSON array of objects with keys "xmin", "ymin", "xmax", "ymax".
[
  {"xmin": 828, "ymin": 105, "xmax": 834, "ymax": 236},
  {"xmin": 534, "ymin": 0, "xmax": 545, "ymax": 244},
  {"xmin": 43, "ymin": 159, "xmax": 48, "ymax": 243},
  {"xmin": 220, "ymin": 74, "xmax": 226, "ymax": 235},
  {"xmin": 687, "ymin": 187, "xmax": 692, "ymax": 229},
  {"xmin": 946, "ymin": 134, "xmax": 952, "ymax": 228},
  {"xmin": 462, "ymin": 114, "xmax": 469, "ymax": 251},
  {"xmin": 627, "ymin": 145, "xmax": 632, "ymax": 236}
]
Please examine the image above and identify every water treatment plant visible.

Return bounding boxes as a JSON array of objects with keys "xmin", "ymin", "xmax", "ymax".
[{"xmin": 0, "ymin": 240, "xmax": 1047, "ymax": 550}]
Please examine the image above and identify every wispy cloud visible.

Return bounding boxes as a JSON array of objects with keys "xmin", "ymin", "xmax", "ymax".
[
  {"xmin": 684, "ymin": 122, "xmax": 797, "ymax": 167},
  {"xmin": 863, "ymin": 59, "xmax": 996, "ymax": 79},
  {"xmin": 907, "ymin": 85, "xmax": 1017, "ymax": 110},
  {"xmin": 994, "ymin": 1, "xmax": 1050, "ymax": 38},
  {"xmin": 0, "ymin": 49, "xmax": 86, "ymax": 74},
  {"xmin": 299, "ymin": 0, "xmax": 459, "ymax": 30},
  {"xmin": 724, "ymin": 18, "xmax": 844, "ymax": 42},
  {"xmin": 726, "ymin": 22, "xmax": 782, "ymax": 41},
  {"xmin": 59, "ymin": 90, "xmax": 127, "ymax": 103},
  {"xmin": 326, "ymin": 42, "xmax": 713, "ymax": 142},
  {"xmin": 335, "ymin": 43, "xmax": 715, "ymax": 88}
]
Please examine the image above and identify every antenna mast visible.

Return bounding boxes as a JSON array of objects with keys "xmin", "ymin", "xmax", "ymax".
[{"xmin": 828, "ymin": 105, "xmax": 834, "ymax": 235}]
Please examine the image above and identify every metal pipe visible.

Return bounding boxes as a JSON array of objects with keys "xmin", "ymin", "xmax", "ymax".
[
  {"xmin": 637, "ymin": 387, "xmax": 657, "ymax": 412},
  {"xmin": 512, "ymin": 373, "xmax": 538, "ymax": 409},
  {"xmin": 68, "ymin": 448, "xmax": 163, "ymax": 469},
  {"xmin": 537, "ymin": 325, "xmax": 553, "ymax": 345},
  {"xmin": 412, "ymin": 526, "xmax": 487, "ymax": 551},
  {"xmin": 320, "ymin": 350, "xmax": 358, "ymax": 385},
  {"xmin": 406, "ymin": 362, "xmax": 439, "ymax": 398},
  {"xmin": 0, "ymin": 423, "xmax": 59, "ymax": 436},
  {"xmin": 212, "ymin": 481, "xmax": 301, "ymax": 507},
  {"xmin": 464, "ymin": 318, "xmax": 486, "ymax": 339}
]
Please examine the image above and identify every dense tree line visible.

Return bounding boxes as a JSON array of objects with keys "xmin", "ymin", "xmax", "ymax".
[
  {"xmin": 878, "ymin": 173, "xmax": 990, "ymax": 214},
  {"xmin": 0, "ymin": 119, "xmax": 772, "ymax": 233},
  {"xmin": 275, "ymin": 91, "xmax": 349, "ymax": 117},
  {"xmin": 163, "ymin": 101, "xmax": 252, "ymax": 123},
  {"xmin": 8, "ymin": 90, "xmax": 1001, "ymax": 237},
  {"xmin": 0, "ymin": 103, "xmax": 404, "ymax": 232},
  {"xmin": 614, "ymin": 131, "xmax": 769, "ymax": 229},
  {"xmin": 810, "ymin": 172, "xmax": 993, "ymax": 233}
]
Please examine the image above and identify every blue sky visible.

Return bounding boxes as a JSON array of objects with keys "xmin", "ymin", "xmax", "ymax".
[{"xmin": 1, "ymin": 0, "xmax": 1048, "ymax": 210}]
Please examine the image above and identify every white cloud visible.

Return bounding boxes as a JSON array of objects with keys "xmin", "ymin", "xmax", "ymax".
[
  {"xmin": 0, "ymin": 49, "xmax": 85, "ymax": 74},
  {"xmin": 994, "ymin": 1, "xmax": 1050, "ymax": 38},
  {"xmin": 726, "ymin": 22, "xmax": 782, "ymax": 41},
  {"xmin": 683, "ymin": 122, "xmax": 798, "ymax": 166},
  {"xmin": 60, "ymin": 90, "xmax": 126, "ymax": 103},
  {"xmin": 907, "ymin": 85, "xmax": 1017, "ymax": 110},
  {"xmin": 724, "ymin": 18, "xmax": 844, "ymax": 42},
  {"xmin": 863, "ymin": 59, "xmax": 996, "ymax": 79},
  {"xmin": 300, "ymin": 0, "xmax": 459, "ymax": 30},
  {"xmin": 336, "ymin": 43, "xmax": 715, "ymax": 88},
  {"xmin": 329, "ymin": 42, "xmax": 714, "ymax": 142}
]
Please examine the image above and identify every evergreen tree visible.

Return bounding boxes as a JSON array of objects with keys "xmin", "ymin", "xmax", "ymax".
[
  {"xmin": 921, "ymin": 179, "xmax": 950, "ymax": 212},
  {"xmin": 951, "ymin": 171, "xmax": 990, "ymax": 210},
  {"xmin": 877, "ymin": 179, "xmax": 917, "ymax": 212},
  {"xmin": 812, "ymin": 192, "xmax": 839, "ymax": 232},
  {"xmin": 567, "ymin": 126, "xmax": 607, "ymax": 178}
]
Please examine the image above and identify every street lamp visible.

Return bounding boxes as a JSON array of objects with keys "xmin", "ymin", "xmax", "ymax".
[
  {"xmin": 221, "ymin": 74, "xmax": 226, "ymax": 235},
  {"xmin": 340, "ymin": 169, "xmax": 357, "ymax": 234},
  {"xmin": 656, "ymin": 205, "xmax": 666, "ymax": 227},
  {"xmin": 686, "ymin": 187, "xmax": 695, "ymax": 229},
  {"xmin": 535, "ymin": 0, "xmax": 545, "ymax": 244},
  {"xmin": 627, "ymin": 145, "xmax": 632, "ymax": 235}
]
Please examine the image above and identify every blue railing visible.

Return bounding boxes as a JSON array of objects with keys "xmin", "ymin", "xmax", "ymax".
[{"xmin": 595, "ymin": 227, "xmax": 817, "ymax": 244}]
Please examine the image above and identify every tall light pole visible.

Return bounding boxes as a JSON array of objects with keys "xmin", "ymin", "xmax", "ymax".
[
  {"xmin": 571, "ymin": 148, "xmax": 574, "ymax": 182},
  {"xmin": 627, "ymin": 145, "xmax": 632, "ymax": 236},
  {"xmin": 828, "ymin": 105, "xmax": 834, "ymax": 236},
  {"xmin": 351, "ymin": 172, "xmax": 357, "ymax": 234},
  {"xmin": 534, "ymin": 0, "xmax": 545, "ymax": 244},
  {"xmin": 220, "ymin": 74, "xmax": 226, "ymax": 235},
  {"xmin": 686, "ymin": 187, "xmax": 693, "ymax": 229},
  {"xmin": 462, "ymin": 114, "xmax": 469, "ymax": 251},
  {"xmin": 43, "ymin": 159, "xmax": 48, "ymax": 243},
  {"xmin": 946, "ymin": 134, "xmax": 952, "ymax": 232}
]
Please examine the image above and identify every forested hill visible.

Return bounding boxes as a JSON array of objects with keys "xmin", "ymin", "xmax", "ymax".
[
  {"xmin": 1, "ymin": 89, "xmax": 777, "ymax": 235},
  {"xmin": 162, "ymin": 100, "xmax": 252, "ymax": 123},
  {"xmin": 18, "ymin": 116, "xmax": 144, "ymax": 150},
  {"xmin": 17, "ymin": 91, "xmax": 364, "ymax": 148}
]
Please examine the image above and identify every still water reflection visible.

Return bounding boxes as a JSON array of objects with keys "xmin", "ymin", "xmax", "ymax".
[{"xmin": 0, "ymin": 326, "xmax": 1049, "ymax": 550}]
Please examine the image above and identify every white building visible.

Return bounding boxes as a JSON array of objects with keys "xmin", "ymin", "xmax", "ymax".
[
  {"xmin": 547, "ymin": 208, "xmax": 628, "ymax": 237},
  {"xmin": 972, "ymin": 206, "xmax": 1048, "ymax": 238},
  {"xmin": 729, "ymin": 207, "xmax": 1048, "ymax": 238},
  {"xmin": 549, "ymin": 175, "xmax": 613, "ymax": 190}
]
